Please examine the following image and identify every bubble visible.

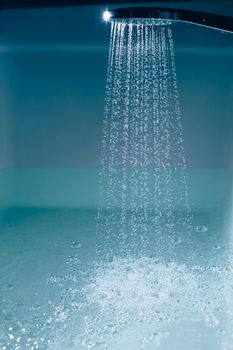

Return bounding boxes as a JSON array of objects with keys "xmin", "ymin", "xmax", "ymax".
[
  {"xmin": 213, "ymin": 245, "xmax": 221, "ymax": 250},
  {"xmin": 195, "ymin": 226, "xmax": 208, "ymax": 233},
  {"xmin": 66, "ymin": 256, "xmax": 81, "ymax": 265},
  {"xmin": 70, "ymin": 241, "xmax": 82, "ymax": 249}
]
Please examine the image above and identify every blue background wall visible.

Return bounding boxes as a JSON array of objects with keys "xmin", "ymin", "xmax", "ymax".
[{"xmin": 0, "ymin": 2, "xmax": 232, "ymax": 169}]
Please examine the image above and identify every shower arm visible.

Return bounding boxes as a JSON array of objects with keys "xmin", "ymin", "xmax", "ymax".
[{"xmin": 110, "ymin": 7, "xmax": 233, "ymax": 34}]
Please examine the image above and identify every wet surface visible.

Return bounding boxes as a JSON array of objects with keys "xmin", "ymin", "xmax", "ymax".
[{"xmin": 0, "ymin": 206, "xmax": 232, "ymax": 349}]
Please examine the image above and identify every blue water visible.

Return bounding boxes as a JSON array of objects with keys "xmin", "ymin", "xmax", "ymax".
[{"xmin": 0, "ymin": 193, "xmax": 232, "ymax": 349}]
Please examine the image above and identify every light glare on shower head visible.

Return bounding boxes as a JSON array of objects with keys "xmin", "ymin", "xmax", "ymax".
[{"xmin": 103, "ymin": 10, "xmax": 112, "ymax": 22}]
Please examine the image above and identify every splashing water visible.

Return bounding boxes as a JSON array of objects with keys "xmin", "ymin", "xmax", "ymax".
[{"xmin": 97, "ymin": 20, "xmax": 192, "ymax": 259}]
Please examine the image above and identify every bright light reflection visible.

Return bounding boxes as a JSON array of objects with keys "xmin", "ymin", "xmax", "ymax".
[{"xmin": 103, "ymin": 10, "xmax": 112, "ymax": 22}]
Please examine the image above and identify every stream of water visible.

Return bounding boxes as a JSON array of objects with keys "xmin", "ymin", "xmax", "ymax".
[{"xmin": 97, "ymin": 20, "xmax": 192, "ymax": 259}]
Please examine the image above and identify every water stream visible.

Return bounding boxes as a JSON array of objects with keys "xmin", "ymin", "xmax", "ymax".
[{"xmin": 97, "ymin": 20, "xmax": 192, "ymax": 259}]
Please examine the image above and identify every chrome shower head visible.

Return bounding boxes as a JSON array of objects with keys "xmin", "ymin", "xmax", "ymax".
[{"xmin": 105, "ymin": 7, "xmax": 233, "ymax": 33}]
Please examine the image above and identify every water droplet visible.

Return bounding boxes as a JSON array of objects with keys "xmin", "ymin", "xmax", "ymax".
[
  {"xmin": 70, "ymin": 241, "xmax": 82, "ymax": 248},
  {"xmin": 213, "ymin": 245, "xmax": 221, "ymax": 250},
  {"xmin": 66, "ymin": 256, "xmax": 80, "ymax": 264},
  {"xmin": 195, "ymin": 226, "xmax": 208, "ymax": 233}
]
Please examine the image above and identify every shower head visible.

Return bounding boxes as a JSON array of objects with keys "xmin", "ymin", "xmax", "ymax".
[{"xmin": 107, "ymin": 7, "xmax": 233, "ymax": 33}]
